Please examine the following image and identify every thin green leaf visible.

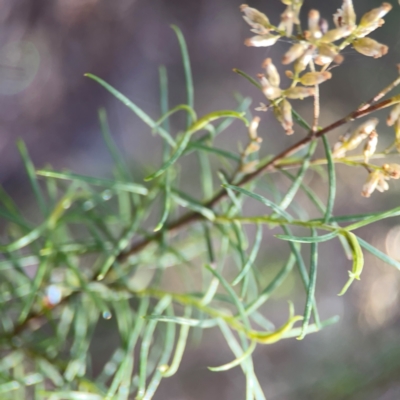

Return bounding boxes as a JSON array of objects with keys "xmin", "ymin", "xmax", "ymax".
[
  {"xmin": 171, "ymin": 25, "xmax": 194, "ymax": 128},
  {"xmin": 153, "ymin": 174, "xmax": 171, "ymax": 232},
  {"xmin": 345, "ymin": 205, "xmax": 400, "ymax": 231},
  {"xmin": 224, "ymin": 184, "xmax": 293, "ymax": 221},
  {"xmin": 84, "ymin": 73, "xmax": 176, "ymax": 147},
  {"xmin": 246, "ymin": 252, "xmax": 296, "ymax": 315},
  {"xmin": 283, "ymin": 226, "xmax": 320, "ymax": 327},
  {"xmin": 233, "ymin": 68, "xmax": 261, "ymax": 89},
  {"xmin": 162, "ymin": 306, "xmax": 192, "ymax": 377},
  {"xmin": 282, "ymin": 315, "xmax": 340, "ymax": 338},
  {"xmin": 279, "ymin": 140, "xmax": 317, "ymax": 211},
  {"xmin": 171, "ymin": 189, "xmax": 215, "ymax": 221},
  {"xmin": 188, "ymin": 142, "xmax": 241, "ymax": 161},
  {"xmin": 37, "ymin": 170, "xmax": 148, "ymax": 195},
  {"xmin": 275, "ymin": 230, "xmax": 339, "ymax": 243},
  {"xmin": 233, "ymin": 224, "xmax": 263, "ymax": 285},
  {"xmin": 137, "ymin": 296, "xmax": 171, "ymax": 399},
  {"xmin": 17, "ymin": 139, "xmax": 46, "ymax": 216},
  {"xmin": 205, "ymin": 264, "xmax": 250, "ymax": 330},
  {"xmin": 297, "ymin": 228, "xmax": 318, "ymax": 340},
  {"xmin": 98, "ymin": 108, "xmax": 131, "ymax": 180},
  {"xmin": 144, "ymin": 110, "xmax": 248, "ymax": 181},
  {"xmin": 208, "ymin": 340, "xmax": 257, "ymax": 372},
  {"xmin": 357, "ymin": 236, "xmax": 400, "ymax": 270},
  {"xmin": 145, "ymin": 314, "xmax": 217, "ymax": 328},
  {"xmin": 154, "ymin": 104, "xmax": 197, "ymax": 131},
  {"xmin": 338, "ymin": 231, "xmax": 364, "ymax": 296},
  {"xmin": 321, "ymin": 135, "xmax": 336, "ymax": 223}
]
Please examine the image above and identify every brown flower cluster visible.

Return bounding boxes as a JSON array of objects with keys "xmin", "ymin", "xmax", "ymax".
[{"xmin": 240, "ymin": 1, "xmax": 392, "ymax": 136}]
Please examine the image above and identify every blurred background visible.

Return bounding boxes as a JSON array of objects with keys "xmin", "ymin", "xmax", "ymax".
[{"xmin": 2, "ymin": 0, "xmax": 400, "ymax": 399}]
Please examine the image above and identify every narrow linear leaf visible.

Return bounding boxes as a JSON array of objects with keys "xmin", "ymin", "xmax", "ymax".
[
  {"xmin": 162, "ymin": 306, "xmax": 192, "ymax": 377},
  {"xmin": 275, "ymin": 230, "xmax": 339, "ymax": 243},
  {"xmin": 233, "ymin": 224, "xmax": 263, "ymax": 286},
  {"xmin": 188, "ymin": 142, "xmax": 241, "ymax": 161},
  {"xmin": 154, "ymin": 104, "xmax": 197, "ymax": 131},
  {"xmin": 98, "ymin": 108, "xmax": 131, "ymax": 180},
  {"xmin": 145, "ymin": 111, "xmax": 248, "ymax": 181},
  {"xmin": 208, "ymin": 340, "xmax": 257, "ymax": 372},
  {"xmin": 248, "ymin": 302, "xmax": 303, "ymax": 344},
  {"xmin": 278, "ymin": 140, "xmax": 317, "ymax": 211},
  {"xmin": 233, "ymin": 68, "xmax": 261, "ymax": 90},
  {"xmin": 297, "ymin": 228, "xmax": 318, "ymax": 340},
  {"xmin": 145, "ymin": 315, "xmax": 217, "ymax": 328},
  {"xmin": 338, "ymin": 231, "xmax": 364, "ymax": 296},
  {"xmin": 345, "ymin": 205, "xmax": 400, "ymax": 231},
  {"xmin": 282, "ymin": 316, "xmax": 340, "ymax": 338},
  {"xmin": 205, "ymin": 264, "xmax": 250, "ymax": 330},
  {"xmin": 224, "ymin": 184, "xmax": 293, "ymax": 221},
  {"xmin": 84, "ymin": 73, "xmax": 176, "ymax": 147},
  {"xmin": 245, "ymin": 251, "xmax": 296, "ymax": 315},
  {"xmin": 357, "ymin": 236, "xmax": 400, "ymax": 270},
  {"xmin": 321, "ymin": 135, "xmax": 336, "ymax": 223},
  {"xmin": 17, "ymin": 139, "xmax": 46, "ymax": 216},
  {"xmin": 171, "ymin": 25, "xmax": 194, "ymax": 128},
  {"xmin": 37, "ymin": 170, "xmax": 148, "ymax": 195},
  {"xmin": 171, "ymin": 189, "xmax": 215, "ymax": 221}
]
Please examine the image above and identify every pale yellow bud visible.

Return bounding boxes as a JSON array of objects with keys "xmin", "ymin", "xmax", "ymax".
[
  {"xmin": 244, "ymin": 34, "xmax": 280, "ymax": 47},
  {"xmin": 299, "ymin": 71, "xmax": 332, "ymax": 86},
  {"xmin": 352, "ymin": 38, "xmax": 388, "ymax": 58},
  {"xmin": 333, "ymin": 0, "xmax": 356, "ymax": 29},
  {"xmin": 262, "ymin": 58, "xmax": 280, "ymax": 87},
  {"xmin": 386, "ymin": 103, "xmax": 400, "ymax": 126},
  {"xmin": 282, "ymin": 43, "xmax": 307, "ymax": 65},
  {"xmin": 278, "ymin": 6, "xmax": 295, "ymax": 37},
  {"xmin": 248, "ymin": 116, "xmax": 260, "ymax": 140},
  {"xmin": 363, "ymin": 131, "xmax": 378, "ymax": 163},
  {"xmin": 244, "ymin": 141, "xmax": 261, "ymax": 156},
  {"xmin": 294, "ymin": 45, "xmax": 316, "ymax": 73},
  {"xmin": 383, "ymin": 163, "xmax": 400, "ymax": 179},
  {"xmin": 275, "ymin": 99, "xmax": 294, "ymax": 135},
  {"xmin": 353, "ymin": 118, "xmax": 379, "ymax": 137},
  {"xmin": 362, "ymin": 170, "xmax": 388, "ymax": 197},
  {"xmin": 320, "ymin": 26, "xmax": 352, "ymax": 43},
  {"xmin": 240, "ymin": 5, "xmax": 270, "ymax": 28},
  {"xmin": 284, "ymin": 86, "xmax": 315, "ymax": 100},
  {"xmin": 260, "ymin": 76, "xmax": 282, "ymax": 100},
  {"xmin": 360, "ymin": 3, "xmax": 392, "ymax": 27},
  {"xmin": 308, "ymin": 10, "xmax": 321, "ymax": 38},
  {"xmin": 314, "ymin": 43, "xmax": 340, "ymax": 65}
]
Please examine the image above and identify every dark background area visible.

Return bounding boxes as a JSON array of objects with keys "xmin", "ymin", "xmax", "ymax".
[{"xmin": 2, "ymin": 0, "xmax": 400, "ymax": 399}]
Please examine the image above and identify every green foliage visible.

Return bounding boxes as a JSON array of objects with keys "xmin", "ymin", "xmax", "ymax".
[{"xmin": 2, "ymin": 2, "xmax": 400, "ymax": 399}]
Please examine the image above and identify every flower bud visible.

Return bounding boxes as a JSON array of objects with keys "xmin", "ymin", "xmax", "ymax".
[
  {"xmin": 360, "ymin": 3, "xmax": 392, "ymax": 27},
  {"xmin": 240, "ymin": 5, "xmax": 271, "ymax": 29},
  {"xmin": 278, "ymin": 6, "xmax": 295, "ymax": 37},
  {"xmin": 363, "ymin": 131, "xmax": 378, "ymax": 163},
  {"xmin": 282, "ymin": 43, "xmax": 307, "ymax": 65},
  {"xmin": 245, "ymin": 34, "xmax": 280, "ymax": 47},
  {"xmin": 352, "ymin": 38, "xmax": 388, "ymax": 58},
  {"xmin": 333, "ymin": 0, "xmax": 356, "ymax": 29},
  {"xmin": 294, "ymin": 45, "xmax": 316, "ymax": 73},
  {"xmin": 284, "ymin": 86, "xmax": 315, "ymax": 99},
  {"xmin": 248, "ymin": 116, "xmax": 260, "ymax": 140},
  {"xmin": 299, "ymin": 71, "xmax": 332, "ymax": 86},
  {"xmin": 262, "ymin": 58, "xmax": 280, "ymax": 87},
  {"xmin": 240, "ymin": 160, "xmax": 259, "ymax": 174},
  {"xmin": 308, "ymin": 10, "xmax": 321, "ymax": 38},
  {"xmin": 260, "ymin": 76, "xmax": 282, "ymax": 100},
  {"xmin": 320, "ymin": 26, "xmax": 352, "ymax": 43},
  {"xmin": 314, "ymin": 43, "xmax": 340, "ymax": 65},
  {"xmin": 387, "ymin": 103, "xmax": 400, "ymax": 126},
  {"xmin": 383, "ymin": 163, "xmax": 400, "ymax": 179},
  {"xmin": 274, "ymin": 99, "xmax": 294, "ymax": 135},
  {"xmin": 362, "ymin": 170, "xmax": 388, "ymax": 197}
]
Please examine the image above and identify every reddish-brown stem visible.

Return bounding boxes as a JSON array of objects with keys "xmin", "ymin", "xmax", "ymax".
[{"xmin": 117, "ymin": 95, "xmax": 398, "ymax": 263}]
